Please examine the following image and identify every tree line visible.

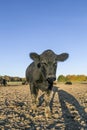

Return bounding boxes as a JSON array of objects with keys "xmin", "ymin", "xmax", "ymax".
[
  {"xmin": 57, "ymin": 75, "xmax": 87, "ymax": 82},
  {"xmin": 0, "ymin": 74, "xmax": 87, "ymax": 83}
]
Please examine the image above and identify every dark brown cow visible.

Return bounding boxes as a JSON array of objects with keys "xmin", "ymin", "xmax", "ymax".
[{"xmin": 26, "ymin": 49, "xmax": 69, "ymax": 117}]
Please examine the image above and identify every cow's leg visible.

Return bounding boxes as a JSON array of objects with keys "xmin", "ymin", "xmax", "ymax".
[
  {"xmin": 44, "ymin": 90, "xmax": 52, "ymax": 118},
  {"xmin": 30, "ymin": 84, "xmax": 39, "ymax": 113}
]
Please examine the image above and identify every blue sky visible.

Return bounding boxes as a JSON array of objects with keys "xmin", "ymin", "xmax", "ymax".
[{"xmin": 0, "ymin": 0, "xmax": 87, "ymax": 77}]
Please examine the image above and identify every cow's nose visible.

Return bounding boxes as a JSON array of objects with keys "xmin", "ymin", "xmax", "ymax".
[{"xmin": 47, "ymin": 76, "xmax": 56, "ymax": 83}]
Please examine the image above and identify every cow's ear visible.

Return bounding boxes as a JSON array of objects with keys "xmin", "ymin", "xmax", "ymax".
[
  {"xmin": 30, "ymin": 53, "xmax": 40, "ymax": 61},
  {"xmin": 56, "ymin": 53, "xmax": 69, "ymax": 61}
]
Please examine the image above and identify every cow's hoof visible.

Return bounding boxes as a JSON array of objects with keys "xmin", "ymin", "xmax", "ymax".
[{"xmin": 45, "ymin": 106, "xmax": 52, "ymax": 118}]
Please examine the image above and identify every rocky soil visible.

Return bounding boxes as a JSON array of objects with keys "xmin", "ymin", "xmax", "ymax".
[{"xmin": 0, "ymin": 83, "xmax": 87, "ymax": 130}]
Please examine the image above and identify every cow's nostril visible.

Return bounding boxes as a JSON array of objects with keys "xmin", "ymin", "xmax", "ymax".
[{"xmin": 47, "ymin": 77, "xmax": 56, "ymax": 83}]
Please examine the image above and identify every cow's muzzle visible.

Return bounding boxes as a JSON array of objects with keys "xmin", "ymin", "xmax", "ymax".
[{"xmin": 47, "ymin": 76, "xmax": 56, "ymax": 83}]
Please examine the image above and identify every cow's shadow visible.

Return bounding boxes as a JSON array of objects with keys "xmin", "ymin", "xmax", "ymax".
[{"xmin": 48, "ymin": 86, "xmax": 87, "ymax": 130}]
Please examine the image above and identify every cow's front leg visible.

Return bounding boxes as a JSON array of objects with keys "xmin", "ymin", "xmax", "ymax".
[
  {"xmin": 30, "ymin": 84, "xmax": 39, "ymax": 113},
  {"xmin": 44, "ymin": 90, "xmax": 52, "ymax": 118}
]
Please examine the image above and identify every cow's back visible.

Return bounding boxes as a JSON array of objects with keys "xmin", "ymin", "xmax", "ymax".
[{"xmin": 26, "ymin": 62, "xmax": 35, "ymax": 82}]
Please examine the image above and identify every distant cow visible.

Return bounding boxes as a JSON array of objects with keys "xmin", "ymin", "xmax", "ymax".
[
  {"xmin": 65, "ymin": 81, "xmax": 72, "ymax": 85},
  {"xmin": 0, "ymin": 78, "xmax": 7, "ymax": 86},
  {"xmin": 0, "ymin": 80, "xmax": 2, "ymax": 86},
  {"xmin": 26, "ymin": 49, "xmax": 69, "ymax": 117}
]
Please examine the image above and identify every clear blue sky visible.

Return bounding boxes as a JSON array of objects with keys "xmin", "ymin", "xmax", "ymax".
[{"xmin": 0, "ymin": 0, "xmax": 87, "ymax": 77}]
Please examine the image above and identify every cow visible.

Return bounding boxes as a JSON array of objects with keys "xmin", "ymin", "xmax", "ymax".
[
  {"xmin": 26, "ymin": 49, "xmax": 69, "ymax": 117},
  {"xmin": 3, "ymin": 79, "xmax": 7, "ymax": 86},
  {"xmin": 0, "ymin": 78, "xmax": 7, "ymax": 86}
]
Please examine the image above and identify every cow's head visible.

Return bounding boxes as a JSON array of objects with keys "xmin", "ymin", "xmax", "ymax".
[{"xmin": 30, "ymin": 50, "xmax": 69, "ymax": 84}]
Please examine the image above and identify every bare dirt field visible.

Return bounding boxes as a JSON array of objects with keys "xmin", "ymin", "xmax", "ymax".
[{"xmin": 0, "ymin": 83, "xmax": 87, "ymax": 130}]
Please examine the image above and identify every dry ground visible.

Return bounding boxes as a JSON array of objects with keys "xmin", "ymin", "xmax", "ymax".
[{"xmin": 0, "ymin": 83, "xmax": 87, "ymax": 130}]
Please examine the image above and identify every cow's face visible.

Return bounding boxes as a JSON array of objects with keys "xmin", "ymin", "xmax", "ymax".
[{"xmin": 30, "ymin": 50, "xmax": 69, "ymax": 84}]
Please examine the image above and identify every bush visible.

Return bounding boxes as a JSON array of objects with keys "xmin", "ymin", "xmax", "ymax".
[{"xmin": 58, "ymin": 75, "xmax": 66, "ymax": 82}]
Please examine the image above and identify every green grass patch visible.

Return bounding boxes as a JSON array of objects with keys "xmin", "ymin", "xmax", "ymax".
[{"xmin": 7, "ymin": 81, "xmax": 22, "ymax": 86}]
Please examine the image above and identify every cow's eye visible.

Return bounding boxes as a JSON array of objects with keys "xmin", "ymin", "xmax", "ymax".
[
  {"xmin": 42, "ymin": 62, "xmax": 47, "ymax": 66},
  {"xmin": 37, "ymin": 63, "xmax": 41, "ymax": 68}
]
